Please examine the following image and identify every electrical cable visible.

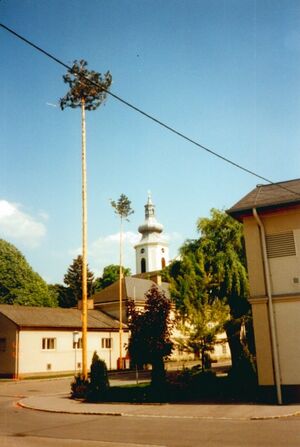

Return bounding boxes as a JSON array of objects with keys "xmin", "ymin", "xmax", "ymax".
[{"xmin": 1, "ymin": 22, "xmax": 300, "ymax": 199}]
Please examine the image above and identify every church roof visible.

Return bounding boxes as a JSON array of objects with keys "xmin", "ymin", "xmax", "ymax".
[
  {"xmin": 0, "ymin": 304, "xmax": 122, "ymax": 330},
  {"xmin": 227, "ymin": 179, "xmax": 300, "ymax": 220},
  {"xmin": 93, "ymin": 276, "xmax": 170, "ymax": 305}
]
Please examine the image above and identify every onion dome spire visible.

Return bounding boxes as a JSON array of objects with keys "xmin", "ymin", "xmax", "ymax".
[{"xmin": 138, "ymin": 191, "xmax": 163, "ymax": 236}]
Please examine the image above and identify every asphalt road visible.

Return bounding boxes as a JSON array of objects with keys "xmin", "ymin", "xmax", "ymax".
[{"xmin": 1, "ymin": 377, "xmax": 300, "ymax": 447}]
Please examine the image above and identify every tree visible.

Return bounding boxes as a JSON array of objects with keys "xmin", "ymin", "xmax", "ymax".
[
  {"xmin": 63, "ymin": 255, "xmax": 95, "ymax": 305},
  {"xmin": 49, "ymin": 284, "xmax": 75, "ymax": 308},
  {"xmin": 111, "ymin": 194, "xmax": 134, "ymax": 367},
  {"xmin": 168, "ymin": 209, "xmax": 252, "ymax": 373},
  {"xmin": 0, "ymin": 239, "xmax": 57, "ymax": 307},
  {"xmin": 168, "ymin": 242, "xmax": 229, "ymax": 369},
  {"xmin": 127, "ymin": 285, "xmax": 173, "ymax": 388},
  {"xmin": 176, "ymin": 297, "xmax": 229, "ymax": 371},
  {"xmin": 94, "ymin": 264, "xmax": 131, "ymax": 292},
  {"xmin": 60, "ymin": 59, "xmax": 112, "ymax": 378},
  {"xmin": 196, "ymin": 209, "xmax": 251, "ymax": 372}
]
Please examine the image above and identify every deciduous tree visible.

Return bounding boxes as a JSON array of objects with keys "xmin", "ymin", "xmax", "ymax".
[
  {"xmin": 0, "ymin": 239, "xmax": 57, "ymax": 307},
  {"xmin": 168, "ymin": 209, "xmax": 252, "ymax": 373},
  {"xmin": 94, "ymin": 264, "xmax": 131, "ymax": 291}
]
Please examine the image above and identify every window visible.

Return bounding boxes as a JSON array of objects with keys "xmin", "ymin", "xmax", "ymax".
[
  {"xmin": 73, "ymin": 338, "xmax": 82, "ymax": 349},
  {"xmin": 141, "ymin": 258, "xmax": 146, "ymax": 273},
  {"xmin": 141, "ymin": 248, "xmax": 145, "ymax": 254},
  {"xmin": 161, "ymin": 257, "xmax": 166, "ymax": 269},
  {"xmin": 0, "ymin": 338, "xmax": 6, "ymax": 352},
  {"xmin": 42, "ymin": 338, "xmax": 56, "ymax": 350},
  {"xmin": 101, "ymin": 338, "xmax": 112, "ymax": 349},
  {"xmin": 222, "ymin": 345, "xmax": 227, "ymax": 355}
]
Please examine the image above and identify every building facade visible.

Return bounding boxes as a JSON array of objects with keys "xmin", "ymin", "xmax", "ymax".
[
  {"xmin": 0, "ymin": 304, "xmax": 128, "ymax": 378},
  {"xmin": 228, "ymin": 178, "xmax": 300, "ymax": 403}
]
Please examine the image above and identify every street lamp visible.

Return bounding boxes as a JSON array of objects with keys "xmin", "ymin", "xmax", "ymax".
[{"xmin": 73, "ymin": 331, "xmax": 80, "ymax": 376}]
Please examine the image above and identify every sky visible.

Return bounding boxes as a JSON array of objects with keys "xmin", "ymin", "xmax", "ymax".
[{"xmin": 1, "ymin": 0, "xmax": 300, "ymax": 284}]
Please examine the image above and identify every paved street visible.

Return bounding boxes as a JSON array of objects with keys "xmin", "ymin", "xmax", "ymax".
[{"xmin": 1, "ymin": 377, "xmax": 300, "ymax": 446}]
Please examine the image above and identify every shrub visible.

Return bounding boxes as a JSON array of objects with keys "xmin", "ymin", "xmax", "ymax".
[
  {"xmin": 87, "ymin": 351, "xmax": 110, "ymax": 401},
  {"xmin": 70, "ymin": 374, "xmax": 89, "ymax": 399}
]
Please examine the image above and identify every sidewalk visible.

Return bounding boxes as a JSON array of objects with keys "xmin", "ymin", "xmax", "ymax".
[{"xmin": 18, "ymin": 393, "xmax": 300, "ymax": 420}]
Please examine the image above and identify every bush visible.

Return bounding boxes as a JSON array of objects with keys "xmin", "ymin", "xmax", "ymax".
[
  {"xmin": 86, "ymin": 351, "xmax": 110, "ymax": 402},
  {"xmin": 70, "ymin": 352, "xmax": 109, "ymax": 401},
  {"xmin": 70, "ymin": 374, "xmax": 89, "ymax": 399}
]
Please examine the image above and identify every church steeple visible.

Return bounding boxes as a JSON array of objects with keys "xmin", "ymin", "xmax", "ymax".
[
  {"xmin": 135, "ymin": 193, "xmax": 169, "ymax": 274},
  {"xmin": 138, "ymin": 191, "xmax": 163, "ymax": 236}
]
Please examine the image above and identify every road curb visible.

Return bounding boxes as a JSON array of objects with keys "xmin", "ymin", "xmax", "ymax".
[{"xmin": 17, "ymin": 396, "xmax": 300, "ymax": 421}]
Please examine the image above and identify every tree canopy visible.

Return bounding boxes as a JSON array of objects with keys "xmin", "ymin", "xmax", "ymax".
[
  {"xmin": 110, "ymin": 194, "xmax": 134, "ymax": 222},
  {"xmin": 127, "ymin": 285, "xmax": 173, "ymax": 388},
  {"xmin": 60, "ymin": 59, "xmax": 112, "ymax": 111},
  {"xmin": 63, "ymin": 255, "xmax": 95, "ymax": 306},
  {"xmin": 167, "ymin": 209, "xmax": 252, "ymax": 372},
  {"xmin": 94, "ymin": 264, "xmax": 131, "ymax": 292},
  {"xmin": 0, "ymin": 239, "xmax": 57, "ymax": 307}
]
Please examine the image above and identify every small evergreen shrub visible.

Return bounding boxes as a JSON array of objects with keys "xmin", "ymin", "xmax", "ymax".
[{"xmin": 87, "ymin": 351, "xmax": 110, "ymax": 401}]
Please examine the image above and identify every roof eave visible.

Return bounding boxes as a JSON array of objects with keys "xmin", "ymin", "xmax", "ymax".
[{"xmin": 227, "ymin": 200, "xmax": 300, "ymax": 221}]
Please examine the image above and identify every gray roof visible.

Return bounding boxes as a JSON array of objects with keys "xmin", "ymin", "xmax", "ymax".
[
  {"xmin": 0, "ymin": 304, "xmax": 122, "ymax": 330},
  {"xmin": 93, "ymin": 276, "xmax": 170, "ymax": 305},
  {"xmin": 227, "ymin": 179, "xmax": 300, "ymax": 219}
]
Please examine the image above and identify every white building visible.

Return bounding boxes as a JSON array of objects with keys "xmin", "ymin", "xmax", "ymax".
[
  {"xmin": 135, "ymin": 193, "xmax": 169, "ymax": 274},
  {"xmin": 0, "ymin": 304, "xmax": 129, "ymax": 378}
]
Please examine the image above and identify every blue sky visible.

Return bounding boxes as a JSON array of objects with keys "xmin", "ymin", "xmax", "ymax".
[{"xmin": 1, "ymin": 0, "xmax": 300, "ymax": 284}]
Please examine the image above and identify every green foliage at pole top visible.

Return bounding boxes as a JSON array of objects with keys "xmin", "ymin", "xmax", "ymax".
[
  {"xmin": 63, "ymin": 255, "xmax": 95, "ymax": 304},
  {"xmin": 110, "ymin": 194, "xmax": 134, "ymax": 221},
  {"xmin": 60, "ymin": 59, "xmax": 112, "ymax": 111},
  {"xmin": 0, "ymin": 239, "xmax": 57, "ymax": 307}
]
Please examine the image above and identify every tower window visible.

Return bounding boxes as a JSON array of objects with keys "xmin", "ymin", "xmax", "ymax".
[
  {"xmin": 161, "ymin": 248, "xmax": 165, "ymax": 253},
  {"xmin": 161, "ymin": 257, "xmax": 166, "ymax": 269},
  {"xmin": 141, "ymin": 258, "xmax": 146, "ymax": 273},
  {"xmin": 141, "ymin": 248, "xmax": 145, "ymax": 254}
]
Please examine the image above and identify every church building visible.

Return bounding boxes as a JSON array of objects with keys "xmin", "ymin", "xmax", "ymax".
[
  {"xmin": 135, "ymin": 192, "xmax": 169, "ymax": 274},
  {"xmin": 93, "ymin": 193, "xmax": 170, "ymax": 322}
]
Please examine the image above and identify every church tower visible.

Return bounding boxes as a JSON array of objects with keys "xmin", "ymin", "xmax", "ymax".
[{"xmin": 135, "ymin": 192, "xmax": 169, "ymax": 274}]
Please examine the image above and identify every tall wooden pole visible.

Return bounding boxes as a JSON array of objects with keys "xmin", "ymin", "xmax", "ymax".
[
  {"xmin": 81, "ymin": 97, "xmax": 88, "ymax": 379},
  {"xmin": 119, "ymin": 217, "xmax": 123, "ymax": 368}
]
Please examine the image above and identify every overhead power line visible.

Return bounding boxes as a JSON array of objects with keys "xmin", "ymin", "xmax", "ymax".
[{"xmin": 1, "ymin": 22, "xmax": 300, "ymax": 199}]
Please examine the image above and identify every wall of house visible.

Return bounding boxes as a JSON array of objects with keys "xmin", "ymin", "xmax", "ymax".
[
  {"xmin": 274, "ymin": 298, "xmax": 300, "ymax": 384},
  {"xmin": 0, "ymin": 314, "xmax": 18, "ymax": 377},
  {"xmin": 18, "ymin": 329, "xmax": 129, "ymax": 377},
  {"xmin": 243, "ymin": 208, "xmax": 300, "ymax": 388}
]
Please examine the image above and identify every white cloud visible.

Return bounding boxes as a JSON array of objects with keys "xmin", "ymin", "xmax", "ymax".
[
  {"xmin": 0, "ymin": 200, "xmax": 46, "ymax": 248},
  {"xmin": 70, "ymin": 231, "xmax": 140, "ymax": 277},
  {"xmin": 70, "ymin": 230, "xmax": 184, "ymax": 278}
]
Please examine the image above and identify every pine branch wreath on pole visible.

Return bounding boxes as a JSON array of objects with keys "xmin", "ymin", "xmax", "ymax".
[{"xmin": 60, "ymin": 60, "xmax": 112, "ymax": 378}]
